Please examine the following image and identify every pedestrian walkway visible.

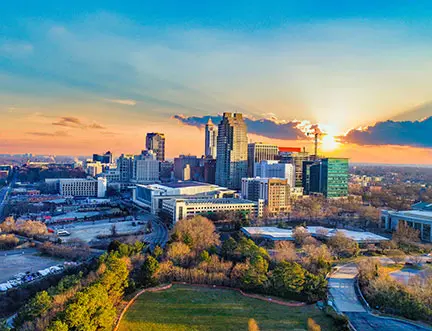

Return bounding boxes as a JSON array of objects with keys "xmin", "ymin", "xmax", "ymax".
[{"xmin": 328, "ymin": 263, "xmax": 431, "ymax": 331}]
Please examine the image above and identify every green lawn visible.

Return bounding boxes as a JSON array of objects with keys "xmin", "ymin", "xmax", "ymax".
[{"xmin": 119, "ymin": 285, "xmax": 340, "ymax": 331}]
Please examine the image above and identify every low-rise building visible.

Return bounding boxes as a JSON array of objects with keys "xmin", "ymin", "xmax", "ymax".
[
  {"xmin": 381, "ymin": 209, "xmax": 432, "ymax": 242},
  {"xmin": 45, "ymin": 177, "xmax": 107, "ymax": 198},
  {"xmin": 162, "ymin": 197, "xmax": 264, "ymax": 223},
  {"xmin": 242, "ymin": 226, "xmax": 389, "ymax": 244},
  {"xmin": 133, "ymin": 181, "xmax": 236, "ymax": 213}
]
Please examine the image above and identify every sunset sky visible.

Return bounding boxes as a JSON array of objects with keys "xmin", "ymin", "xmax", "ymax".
[{"xmin": 0, "ymin": 1, "xmax": 431, "ymax": 164}]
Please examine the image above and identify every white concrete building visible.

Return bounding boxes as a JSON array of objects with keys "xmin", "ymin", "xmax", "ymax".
[
  {"xmin": 162, "ymin": 197, "xmax": 264, "ymax": 223},
  {"xmin": 133, "ymin": 181, "xmax": 236, "ymax": 213},
  {"xmin": 247, "ymin": 142, "xmax": 279, "ymax": 177},
  {"xmin": 381, "ymin": 209, "xmax": 432, "ymax": 242},
  {"xmin": 254, "ymin": 160, "xmax": 295, "ymax": 187},
  {"xmin": 133, "ymin": 150, "xmax": 160, "ymax": 184},
  {"xmin": 45, "ymin": 177, "xmax": 107, "ymax": 198},
  {"xmin": 85, "ymin": 161, "xmax": 103, "ymax": 177}
]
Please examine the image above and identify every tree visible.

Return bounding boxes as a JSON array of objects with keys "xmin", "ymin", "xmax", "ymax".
[
  {"xmin": 270, "ymin": 261, "xmax": 306, "ymax": 295},
  {"xmin": 302, "ymin": 244, "xmax": 332, "ymax": 274},
  {"xmin": 393, "ymin": 221, "xmax": 420, "ymax": 245},
  {"xmin": 199, "ymin": 250, "xmax": 211, "ymax": 263},
  {"xmin": 293, "ymin": 227, "xmax": 310, "ymax": 246},
  {"xmin": 386, "ymin": 249, "xmax": 406, "ymax": 265},
  {"xmin": 153, "ymin": 245, "xmax": 163, "ymax": 260},
  {"xmin": 140, "ymin": 256, "xmax": 160, "ymax": 287},
  {"xmin": 221, "ymin": 237, "xmax": 237, "ymax": 259},
  {"xmin": 273, "ymin": 241, "xmax": 297, "ymax": 262},
  {"xmin": 173, "ymin": 216, "xmax": 220, "ymax": 252},
  {"xmin": 358, "ymin": 258, "xmax": 380, "ymax": 285},
  {"xmin": 307, "ymin": 318, "xmax": 321, "ymax": 331},
  {"xmin": 47, "ymin": 320, "xmax": 69, "ymax": 331},
  {"xmin": 236, "ymin": 237, "xmax": 269, "ymax": 262},
  {"xmin": 14, "ymin": 291, "xmax": 53, "ymax": 328},
  {"xmin": 167, "ymin": 242, "xmax": 191, "ymax": 266},
  {"xmin": 248, "ymin": 318, "xmax": 260, "ymax": 331},
  {"xmin": 327, "ymin": 232, "xmax": 359, "ymax": 258},
  {"xmin": 241, "ymin": 256, "xmax": 268, "ymax": 289}
]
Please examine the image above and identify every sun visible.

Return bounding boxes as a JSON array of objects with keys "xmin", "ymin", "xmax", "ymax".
[
  {"xmin": 317, "ymin": 124, "xmax": 341, "ymax": 152},
  {"xmin": 320, "ymin": 134, "xmax": 340, "ymax": 152}
]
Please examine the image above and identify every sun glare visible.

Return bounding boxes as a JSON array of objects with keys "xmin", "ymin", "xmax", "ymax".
[{"xmin": 320, "ymin": 134, "xmax": 340, "ymax": 151}]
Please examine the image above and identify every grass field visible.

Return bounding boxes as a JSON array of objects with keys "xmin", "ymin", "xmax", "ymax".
[{"xmin": 119, "ymin": 285, "xmax": 341, "ymax": 331}]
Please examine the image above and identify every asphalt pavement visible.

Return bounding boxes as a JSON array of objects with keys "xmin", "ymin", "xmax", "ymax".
[
  {"xmin": 328, "ymin": 263, "xmax": 431, "ymax": 331},
  {"xmin": 143, "ymin": 217, "xmax": 169, "ymax": 250}
]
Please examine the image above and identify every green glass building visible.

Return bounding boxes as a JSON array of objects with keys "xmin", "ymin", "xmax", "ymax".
[{"xmin": 321, "ymin": 158, "xmax": 349, "ymax": 198}]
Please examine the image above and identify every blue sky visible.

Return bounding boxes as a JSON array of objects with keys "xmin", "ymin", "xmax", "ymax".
[{"xmin": 0, "ymin": 1, "xmax": 431, "ymax": 162}]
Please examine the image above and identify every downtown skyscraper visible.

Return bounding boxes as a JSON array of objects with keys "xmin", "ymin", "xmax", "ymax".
[
  {"xmin": 215, "ymin": 112, "xmax": 248, "ymax": 190},
  {"xmin": 145, "ymin": 132, "xmax": 165, "ymax": 162},
  {"xmin": 204, "ymin": 118, "xmax": 217, "ymax": 158}
]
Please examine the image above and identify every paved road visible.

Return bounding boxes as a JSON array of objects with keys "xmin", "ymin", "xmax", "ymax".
[
  {"xmin": 328, "ymin": 263, "xmax": 431, "ymax": 331},
  {"xmin": 143, "ymin": 217, "xmax": 169, "ymax": 250},
  {"xmin": 0, "ymin": 184, "xmax": 11, "ymax": 218}
]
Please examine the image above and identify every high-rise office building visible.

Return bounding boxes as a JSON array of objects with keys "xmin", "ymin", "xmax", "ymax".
[
  {"xmin": 215, "ymin": 112, "xmax": 248, "ymax": 190},
  {"xmin": 205, "ymin": 119, "xmax": 218, "ymax": 158},
  {"xmin": 117, "ymin": 154, "xmax": 134, "ymax": 183},
  {"xmin": 146, "ymin": 133, "xmax": 165, "ymax": 161},
  {"xmin": 247, "ymin": 143, "xmax": 278, "ymax": 177},
  {"xmin": 307, "ymin": 158, "xmax": 349, "ymax": 198},
  {"xmin": 301, "ymin": 160, "xmax": 316, "ymax": 194},
  {"xmin": 321, "ymin": 158, "xmax": 349, "ymax": 198},
  {"xmin": 279, "ymin": 148, "xmax": 310, "ymax": 187}
]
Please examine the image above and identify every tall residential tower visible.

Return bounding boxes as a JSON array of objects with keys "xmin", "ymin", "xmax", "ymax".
[{"xmin": 215, "ymin": 112, "xmax": 248, "ymax": 189}]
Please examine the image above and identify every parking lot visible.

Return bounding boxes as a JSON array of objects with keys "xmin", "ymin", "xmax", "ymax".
[
  {"xmin": 52, "ymin": 218, "xmax": 149, "ymax": 243},
  {"xmin": 0, "ymin": 249, "xmax": 60, "ymax": 284}
]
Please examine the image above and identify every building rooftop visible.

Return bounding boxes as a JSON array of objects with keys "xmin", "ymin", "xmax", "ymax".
[
  {"xmin": 162, "ymin": 181, "xmax": 213, "ymax": 188},
  {"xmin": 388, "ymin": 210, "xmax": 432, "ymax": 221},
  {"xmin": 182, "ymin": 198, "xmax": 256, "ymax": 205},
  {"xmin": 241, "ymin": 226, "xmax": 389, "ymax": 243}
]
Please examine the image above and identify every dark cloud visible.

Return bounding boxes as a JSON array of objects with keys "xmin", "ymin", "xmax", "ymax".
[
  {"xmin": 342, "ymin": 117, "xmax": 432, "ymax": 148},
  {"xmin": 27, "ymin": 131, "xmax": 69, "ymax": 137},
  {"xmin": 52, "ymin": 116, "xmax": 84, "ymax": 128},
  {"xmin": 172, "ymin": 115, "xmax": 308, "ymax": 140},
  {"xmin": 52, "ymin": 117, "xmax": 106, "ymax": 130}
]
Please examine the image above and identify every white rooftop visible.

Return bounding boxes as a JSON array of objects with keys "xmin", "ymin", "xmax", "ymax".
[
  {"xmin": 388, "ymin": 210, "xmax": 432, "ymax": 222},
  {"xmin": 242, "ymin": 226, "xmax": 389, "ymax": 243}
]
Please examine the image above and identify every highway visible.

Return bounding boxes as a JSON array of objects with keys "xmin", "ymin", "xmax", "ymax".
[{"xmin": 328, "ymin": 263, "xmax": 431, "ymax": 331}]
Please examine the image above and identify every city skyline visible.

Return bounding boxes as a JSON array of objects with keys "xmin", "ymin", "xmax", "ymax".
[{"xmin": 1, "ymin": 2, "xmax": 431, "ymax": 164}]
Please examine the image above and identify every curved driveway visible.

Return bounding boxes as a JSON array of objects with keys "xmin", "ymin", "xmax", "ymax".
[{"xmin": 328, "ymin": 263, "xmax": 431, "ymax": 331}]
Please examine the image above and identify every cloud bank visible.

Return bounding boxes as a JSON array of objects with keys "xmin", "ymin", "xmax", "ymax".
[
  {"xmin": 174, "ymin": 114, "xmax": 432, "ymax": 148},
  {"xmin": 342, "ymin": 117, "xmax": 432, "ymax": 148},
  {"xmin": 173, "ymin": 114, "xmax": 311, "ymax": 140}
]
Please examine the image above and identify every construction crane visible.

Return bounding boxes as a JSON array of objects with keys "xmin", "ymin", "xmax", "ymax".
[{"xmin": 307, "ymin": 127, "xmax": 324, "ymax": 160}]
